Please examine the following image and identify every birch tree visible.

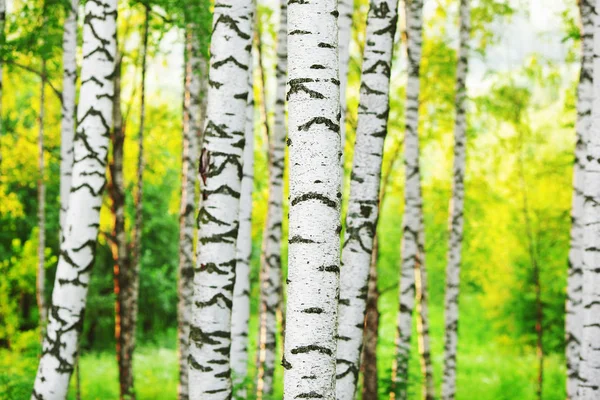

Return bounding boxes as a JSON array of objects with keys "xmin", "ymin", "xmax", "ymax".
[
  {"xmin": 59, "ymin": 0, "xmax": 78, "ymax": 242},
  {"xmin": 231, "ymin": 43, "xmax": 255, "ymax": 398},
  {"xmin": 566, "ymin": 1, "xmax": 593, "ymax": 398},
  {"xmin": 178, "ymin": 25, "xmax": 207, "ymax": 400},
  {"xmin": 395, "ymin": 0, "xmax": 424, "ymax": 398},
  {"xmin": 442, "ymin": 0, "xmax": 470, "ymax": 398},
  {"xmin": 256, "ymin": 0, "xmax": 287, "ymax": 396},
  {"xmin": 31, "ymin": 0, "xmax": 117, "ymax": 398},
  {"xmin": 188, "ymin": 0, "xmax": 253, "ymax": 397},
  {"xmin": 415, "ymin": 236, "xmax": 434, "ymax": 400},
  {"xmin": 338, "ymin": 0, "xmax": 354, "ymax": 161},
  {"xmin": 579, "ymin": 1, "xmax": 600, "ymax": 397},
  {"xmin": 283, "ymin": 0, "xmax": 342, "ymax": 398},
  {"xmin": 335, "ymin": 1, "xmax": 398, "ymax": 398}
]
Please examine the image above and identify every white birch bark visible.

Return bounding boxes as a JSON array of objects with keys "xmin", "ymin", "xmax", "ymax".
[
  {"xmin": 415, "ymin": 225, "xmax": 434, "ymax": 400},
  {"xmin": 59, "ymin": 0, "xmax": 78, "ymax": 242},
  {"xmin": 335, "ymin": 1, "xmax": 398, "ymax": 399},
  {"xmin": 395, "ymin": 0, "xmax": 424, "ymax": 398},
  {"xmin": 567, "ymin": 1, "xmax": 593, "ymax": 398},
  {"xmin": 188, "ymin": 1, "xmax": 253, "ymax": 398},
  {"xmin": 256, "ymin": 0, "xmax": 287, "ymax": 396},
  {"xmin": 283, "ymin": 1, "xmax": 342, "ymax": 398},
  {"xmin": 31, "ymin": 1, "xmax": 117, "ymax": 398},
  {"xmin": 178, "ymin": 26, "xmax": 207, "ymax": 400},
  {"xmin": 338, "ymin": 0, "xmax": 354, "ymax": 161},
  {"xmin": 231, "ymin": 43, "xmax": 254, "ymax": 398},
  {"xmin": 442, "ymin": 0, "xmax": 470, "ymax": 398},
  {"xmin": 579, "ymin": 1, "xmax": 600, "ymax": 398}
]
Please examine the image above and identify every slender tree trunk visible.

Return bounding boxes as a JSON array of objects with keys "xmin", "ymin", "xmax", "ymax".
[
  {"xmin": 415, "ymin": 224, "xmax": 434, "ymax": 400},
  {"xmin": 31, "ymin": 1, "xmax": 117, "ymax": 398},
  {"xmin": 231, "ymin": 41, "xmax": 255, "ymax": 399},
  {"xmin": 441, "ymin": 1, "xmax": 470, "ymax": 399},
  {"xmin": 37, "ymin": 61, "xmax": 47, "ymax": 336},
  {"xmin": 115, "ymin": 9, "xmax": 150, "ymax": 399},
  {"xmin": 256, "ymin": 1, "xmax": 287, "ymax": 397},
  {"xmin": 59, "ymin": 0, "xmax": 79, "ymax": 242},
  {"xmin": 362, "ymin": 234, "xmax": 380, "ymax": 400},
  {"xmin": 338, "ymin": 0, "xmax": 353, "ymax": 164},
  {"xmin": 283, "ymin": 1, "xmax": 342, "ymax": 398},
  {"xmin": 336, "ymin": 1, "xmax": 398, "ymax": 399},
  {"xmin": 110, "ymin": 46, "xmax": 134, "ymax": 400},
  {"xmin": 395, "ymin": 1, "xmax": 424, "ymax": 399},
  {"xmin": 566, "ymin": 1, "xmax": 593, "ymax": 398},
  {"xmin": 188, "ymin": 1, "xmax": 254, "ymax": 398},
  {"xmin": 178, "ymin": 24, "xmax": 207, "ymax": 400},
  {"xmin": 579, "ymin": 3, "xmax": 600, "ymax": 397}
]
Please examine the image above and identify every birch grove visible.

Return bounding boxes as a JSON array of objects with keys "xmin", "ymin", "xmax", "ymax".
[
  {"xmin": 31, "ymin": 0, "xmax": 117, "ymax": 397},
  {"xmin": 0, "ymin": 0, "xmax": 595, "ymax": 398},
  {"xmin": 579, "ymin": 1, "xmax": 600, "ymax": 398},
  {"xmin": 395, "ymin": 0, "xmax": 424, "ymax": 398},
  {"xmin": 257, "ymin": 0, "xmax": 287, "ymax": 396},
  {"xmin": 283, "ymin": 0, "xmax": 342, "ymax": 397},
  {"xmin": 336, "ymin": 1, "xmax": 398, "ymax": 399},
  {"xmin": 442, "ymin": 0, "xmax": 470, "ymax": 398},
  {"xmin": 188, "ymin": 0, "xmax": 254, "ymax": 397}
]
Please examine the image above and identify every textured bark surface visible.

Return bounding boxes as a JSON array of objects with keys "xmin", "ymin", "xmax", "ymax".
[
  {"xmin": 566, "ymin": 1, "xmax": 593, "ymax": 398},
  {"xmin": 31, "ymin": 1, "xmax": 117, "ymax": 398},
  {"xmin": 188, "ymin": 1, "xmax": 253, "ymax": 398},
  {"xmin": 415, "ymin": 229, "xmax": 434, "ymax": 400},
  {"xmin": 283, "ymin": 0, "xmax": 342, "ymax": 398},
  {"xmin": 338, "ymin": 0, "xmax": 353, "ymax": 161},
  {"xmin": 109, "ymin": 49, "xmax": 134, "ymax": 400},
  {"xmin": 395, "ymin": 0, "xmax": 424, "ymax": 398},
  {"xmin": 441, "ymin": 0, "xmax": 470, "ymax": 398},
  {"xmin": 256, "ymin": 0, "xmax": 286, "ymax": 397},
  {"xmin": 579, "ymin": 1, "xmax": 600, "ymax": 397},
  {"xmin": 362, "ymin": 234, "xmax": 380, "ymax": 400},
  {"xmin": 231, "ymin": 43, "xmax": 254, "ymax": 398},
  {"xmin": 59, "ymin": 0, "xmax": 78, "ymax": 242},
  {"xmin": 37, "ymin": 64, "xmax": 47, "ymax": 334},
  {"xmin": 335, "ymin": 1, "xmax": 398, "ymax": 398},
  {"xmin": 178, "ymin": 26, "xmax": 207, "ymax": 400}
]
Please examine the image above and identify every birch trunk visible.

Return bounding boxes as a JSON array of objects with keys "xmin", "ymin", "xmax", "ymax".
[
  {"xmin": 395, "ymin": 1, "xmax": 424, "ymax": 398},
  {"xmin": 338, "ymin": 0, "xmax": 354, "ymax": 161},
  {"xmin": 566, "ymin": 1, "xmax": 593, "ymax": 398},
  {"xmin": 256, "ymin": 0, "xmax": 287, "ymax": 396},
  {"xmin": 231, "ymin": 43, "xmax": 255, "ymax": 398},
  {"xmin": 578, "ymin": 1, "xmax": 600, "ymax": 397},
  {"xmin": 335, "ymin": 1, "xmax": 398, "ymax": 398},
  {"xmin": 441, "ymin": 0, "xmax": 470, "ymax": 398},
  {"xmin": 362, "ymin": 234, "xmax": 380, "ymax": 400},
  {"xmin": 415, "ymin": 227, "xmax": 434, "ymax": 400},
  {"xmin": 188, "ymin": 1, "xmax": 254, "ymax": 398},
  {"xmin": 178, "ymin": 25, "xmax": 207, "ymax": 400},
  {"xmin": 283, "ymin": 1, "xmax": 342, "ymax": 398},
  {"xmin": 59, "ymin": 0, "xmax": 79, "ymax": 242},
  {"xmin": 37, "ymin": 63, "xmax": 47, "ymax": 334},
  {"xmin": 31, "ymin": 1, "xmax": 117, "ymax": 398}
]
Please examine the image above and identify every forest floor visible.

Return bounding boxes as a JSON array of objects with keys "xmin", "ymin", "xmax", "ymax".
[{"xmin": 1, "ymin": 301, "xmax": 567, "ymax": 400}]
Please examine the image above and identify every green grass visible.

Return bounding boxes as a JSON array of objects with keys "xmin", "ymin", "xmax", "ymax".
[{"xmin": 1, "ymin": 294, "xmax": 566, "ymax": 399}]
